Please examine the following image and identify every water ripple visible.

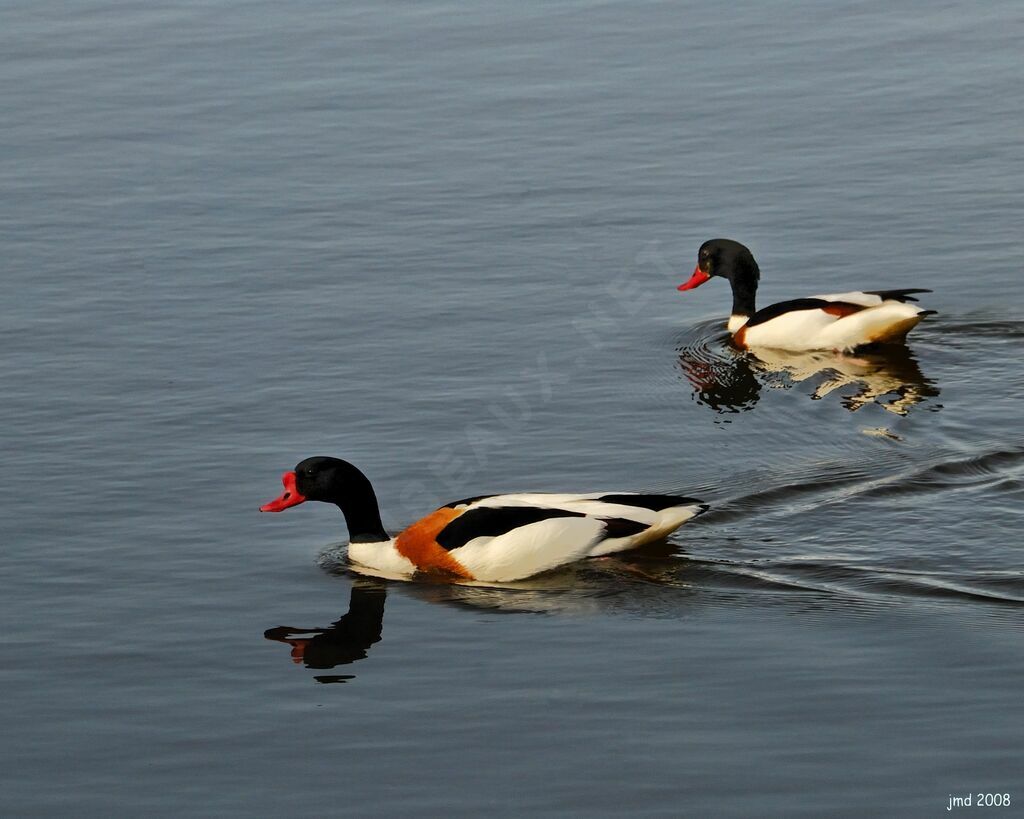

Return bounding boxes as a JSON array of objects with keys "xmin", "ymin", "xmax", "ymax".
[
  {"xmin": 674, "ymin": 318, "xmax": 941, "ymax": 416},
  {"xmin": 856, "ymin": 446, "xmax": 1024, "ymax": 499}
]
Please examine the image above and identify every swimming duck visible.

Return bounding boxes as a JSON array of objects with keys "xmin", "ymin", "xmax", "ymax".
[
  {"xmin": 677, "ymin": 239, "xmax": 934, "ymax": 352},
  {"xmin": 260, "ymin": 456, "xmax": 706, "ymax": 582}
]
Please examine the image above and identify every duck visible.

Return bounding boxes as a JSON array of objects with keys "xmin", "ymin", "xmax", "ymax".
[
  {"xmin": 260, "ymin": 456, "xmax": 707, "ymax": 583},
  {"xmin": 677, "ymin": 238, "xmax": 935, "ymax": 352}
]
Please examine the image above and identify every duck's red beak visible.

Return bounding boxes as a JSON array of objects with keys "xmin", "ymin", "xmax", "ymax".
[
  {"xmin": 260, "ymin": 471, "xmax": 307, "ymax": 512},
  {"xmin": 677, "ymin": 265, "xmax": 710, "ymax": 291}
]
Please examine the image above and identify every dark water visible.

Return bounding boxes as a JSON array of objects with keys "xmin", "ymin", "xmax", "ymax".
[{"xmin": 3, "ymin": 1, "xmax": 1023, "ymax": 815}]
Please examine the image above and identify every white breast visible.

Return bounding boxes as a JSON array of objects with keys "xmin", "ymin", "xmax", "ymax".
[{"xmin": 347, "ymin": 538, "xmax": 415, "ymax": 576}]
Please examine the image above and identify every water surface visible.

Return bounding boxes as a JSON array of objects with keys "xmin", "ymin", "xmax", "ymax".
[{"xmin": 2, "ymin": 1, "xmax": 1023, "ymax": 816}]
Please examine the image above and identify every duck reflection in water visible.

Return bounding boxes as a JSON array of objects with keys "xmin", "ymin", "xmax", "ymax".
[
  {"xmin": 677, "ymin": 329, "xmax": 940, "ymax": 416},
  {"xmin": 264, "ymin": 542, "xmax": 712, "ymax": 682},
  {"xmin": 264, "ymin": 580, "xmax": 386, "ymax": 683}
]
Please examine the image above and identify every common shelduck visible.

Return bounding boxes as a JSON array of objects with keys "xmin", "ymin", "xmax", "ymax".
[
  {"xmin": 677, "ymin": 238, "xmax": 935, "ymax": 352},
  {"xmin": 260, "ymin": 456, "xmax": 707, "ymax": 582}
]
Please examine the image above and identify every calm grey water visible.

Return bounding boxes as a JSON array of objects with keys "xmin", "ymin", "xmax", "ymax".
[{"xmin": 3, "ymin": 1, "xmax": 1023, "ymax": 816}]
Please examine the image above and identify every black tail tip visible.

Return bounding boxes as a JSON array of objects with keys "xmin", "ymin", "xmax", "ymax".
[{"xmin": 920, "ymin": 310, "xmax": 939, "ymax": 317}]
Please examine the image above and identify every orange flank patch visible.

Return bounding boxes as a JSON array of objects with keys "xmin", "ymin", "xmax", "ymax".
[
  {"xmin": 732, "ymin": 325, "xmax": 749, "ymax": 349},
  {"xmin": 394, "ymin": 507, "xmax": 475, "ymax": 579},
  {"xmin": 821, "ymin": 302, "xmax": 865, "ymax": 318}
]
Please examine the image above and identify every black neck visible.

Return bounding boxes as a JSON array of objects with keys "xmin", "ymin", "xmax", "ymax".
[
  {"xmin": 730, "ymin": 275, "xmax": 758, "ymax": 318},
  {"xmin": 334, "ymin": 469, "xmax": 389, "ymax": 543}
]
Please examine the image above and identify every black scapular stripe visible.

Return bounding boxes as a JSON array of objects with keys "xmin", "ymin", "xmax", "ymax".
[
  {"xmin": 435, "ymin": 506, "xmax": 585, "ymax": 550},
  {"xmin": 862, "ymin": 288, "xmax": 932, "ymax": 303},
  {"xmin": 744, "ymin": 298, "xmax": 832, "ymax": 327},
  {"xmin": 596, "ymin": 493, "xmax": 704, "ymax": 511},
  {"xmin": 600, "ymin": 518, "xmax": 651, "ymax": 538},
  {"xmin": 442, "ymin": 494, "xmax": 496, "ymax": 509}
]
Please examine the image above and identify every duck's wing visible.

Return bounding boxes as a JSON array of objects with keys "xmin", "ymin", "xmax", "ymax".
[
  {"xmin": 444, "ymin": 513, "xmax": 609, "ymax": 582},
  {"xmin": 739, "ymin": 293, "xmax": 932, "ymax": 352},
  {"xmin": 429, "ymin": 493, "xmax": 706, "ymax": 582},
  {"xmin": 738, "ymin": 298, "xmax": 869, "ymax": 349},
  {"xmin": 811, "ymin": 289, "xmax": 932, "ymax": 306},
  {"xmin": 447, "ymin": 492, "xmax": 704, "ymax": 516},
  {"xmin": 389, "ymin": 500, "xmax": 595, "ymax": 580}
]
